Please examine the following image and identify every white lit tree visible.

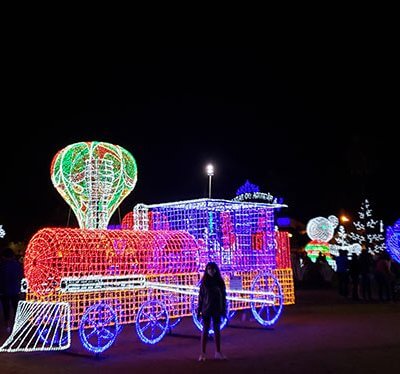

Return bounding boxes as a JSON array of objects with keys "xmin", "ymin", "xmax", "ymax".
[
  {"xmin": 348, "ymin": 199, "xmax": 386, "ymax": 254},
  {"xmin": 0, "ymin": 225, "xmax": 5, "ymax": 239},
  {"xmin": 335, "ymin": 225, "xmax": 348, "ymax": 247},
  {"xmin": 330, "ymin": 225, "xmax": 361, "ymax": 258}
]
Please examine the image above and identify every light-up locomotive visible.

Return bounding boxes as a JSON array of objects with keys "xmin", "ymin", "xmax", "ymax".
[{"xmin": 0, "ymin": 142, "xmax": 294, "ymax": 354}]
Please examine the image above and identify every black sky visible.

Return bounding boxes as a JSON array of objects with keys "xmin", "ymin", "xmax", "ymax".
[{"xmin": 1, "ymin": 47, "xmax": 398, "ymax": 242}]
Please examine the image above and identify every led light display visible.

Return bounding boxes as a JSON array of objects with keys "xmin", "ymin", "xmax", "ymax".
[
  {"xmin": 306, "ymin": 216, "xmax": 338, "ymax": 243},
  {"xmin": 133, "ymin": 199, "xmax": 295, "ymax": 305},
  {"xmin": 1, "ymin": 141, "xmax": 295, "ymax": 355},
  {"xmin": 24, "ymin": 228, "xmax": 199, "ymax": 297},
  {"xmin": 386, "ymin": 219, "xmax": 400, "ymax": 263},
  {"xmin": 348, "ymin": 199, "xmax": 386, "ymax": 254},
  {"xmin": 51, "ymin": 141, "xmax": 137, "ymax": 229}
]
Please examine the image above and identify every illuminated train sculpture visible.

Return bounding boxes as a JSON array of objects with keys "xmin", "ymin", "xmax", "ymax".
[
  {"xmin": 386, "ymin": 219, "xmax": 400, "ymax": 264},
  {"xmin": 0, "ymin": 141, "xmax": 294, "ymax": 354}
]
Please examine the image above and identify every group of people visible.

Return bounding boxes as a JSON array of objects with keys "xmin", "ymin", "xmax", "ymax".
[
  {"xmin": 293, "ymin": 248, "xmax": 399, "ymax": 302},
  {"xmin": 335, "ymin": 248, "xmax": 399, "ymax": 302},
  {"xmin": 293, "ymin": 252, "xmax": 335, "ymax": 288}
]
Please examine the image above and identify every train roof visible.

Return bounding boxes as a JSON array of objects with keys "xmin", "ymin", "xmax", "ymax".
[{"xmin": 136, "ymin": 198, "xmax": 288, "ymax": 211}]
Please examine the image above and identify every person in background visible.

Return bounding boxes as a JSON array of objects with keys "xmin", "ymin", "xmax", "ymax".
[
  {"xmin": 359, "ymin": 248, "xmax": 374, "ymax": 301},
  {"xmin": 0, "ymin": 247, "xmax": 24, "ymax": 332},
  {"xmin": 334, "ymin": 250, "xmax": 349, "ymax": 297},
  {"xmin": 197, "ymin": 261, "xmax": 227, "ymax": 361},
  {"xmin": 349, "ymin": 253, "xmax": 361, "ymax": 300},
  {"xmin": 375, "ymin": 251, "xmax": 394, "ymax": 302}
]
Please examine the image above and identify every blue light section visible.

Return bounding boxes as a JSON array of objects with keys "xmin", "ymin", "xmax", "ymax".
[
  {"xmin": 146, "ymin": 199, "xmax": 277, "ymax": 273},
  {"xmin": 135, "ymin": 300, "xmax": 169, "ymax": 345},
  {"xmin": 277, "ymin": 217, "xmax": 291, "ymax": 227},
  {"xmin": 276, "ymin": 197, "xmax": 284, "ymax": 212},
  {"xmin": 250, "ymin": 272, "xmax": 283, "ymax": 326},
  {"xmin": 37, "ymin": 309, "xmax": 69, "ymax": 346},
  {"xmin": 386, "ymin": 219, "xmax": 400, "ymax": 264},
  {"xmin": 79, "ymin": 302, "xmax": 119, "ymax": 354},
  {"xmin": 236, "ymin": 180, "xmax": 260, "ymax": 196}
]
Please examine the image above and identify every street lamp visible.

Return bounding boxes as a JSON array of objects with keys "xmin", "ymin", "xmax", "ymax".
[
  {"xmin": 206, "ymin": 164, "xmax": 214, "ymax": 198},
  {"xmin": 340, "ymin": 215, "xmax": 350, "ymax": 224}
]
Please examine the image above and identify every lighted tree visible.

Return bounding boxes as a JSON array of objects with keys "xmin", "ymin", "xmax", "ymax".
[
  {"xmin": 348, "ymin": 199, "xmax": 386, "ymax": 254},
  {"xmin": 330, "ymin": 225, "xmax": 361, "ymax": 257},
  {"xmin": 0, "ymin": 225, "xmax": 5, "ymax": 239},
  {"xmin": 335, "ymin": 225, "xmax": 349, "ymax": 247}
]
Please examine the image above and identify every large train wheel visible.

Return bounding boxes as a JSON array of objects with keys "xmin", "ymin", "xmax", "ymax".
[
  {"xmin": 190, "ymin": 281, "xmax": 229, "ymax": 334},
  {"xmin": 250, "ymin": 272, "xmax": 283, "ymax": 326},
  {"xmin": 162, "ymin": 277, "xmax": 182, "ymax": 332},
  {"xmin": 79, "ymin": 302, "xmax": 119, "ymax": 354},
  {"xmin": 136, "ymin": 300, "xmax": 169, "ymax": 344}
]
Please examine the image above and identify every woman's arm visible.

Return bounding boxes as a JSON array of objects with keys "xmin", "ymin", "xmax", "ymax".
[
  {"xmin": 221, "ymin": 283, "xmax": 227, "ymax": 317},
  {"xmin": 197, "ymin": 284, "xmax": 204, "ymax": 317}
]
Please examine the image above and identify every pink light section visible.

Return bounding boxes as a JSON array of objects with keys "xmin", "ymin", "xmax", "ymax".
[{"xmin": 24, "ymin": 228, "xmax": 200, "ymax": 297}]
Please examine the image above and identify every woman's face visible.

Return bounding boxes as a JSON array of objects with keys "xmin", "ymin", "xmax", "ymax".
[{"xmin": 207, "ymin": 266, "xmax": 216, "ymax": 277}]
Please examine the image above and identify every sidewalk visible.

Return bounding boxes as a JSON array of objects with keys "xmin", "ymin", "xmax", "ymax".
[{"xmin": 1, "ymin": 287, "xmax": 399, "ymax": 374}]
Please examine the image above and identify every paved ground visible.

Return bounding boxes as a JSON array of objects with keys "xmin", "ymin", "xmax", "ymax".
[{"xmin": 0, "ymin": 288, "xmax": 399, "ymax": 374}]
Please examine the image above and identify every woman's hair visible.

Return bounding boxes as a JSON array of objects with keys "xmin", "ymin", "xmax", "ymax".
[{"xmin": 201, "ymin": 261, "xmax": 225, "ymax": 288}]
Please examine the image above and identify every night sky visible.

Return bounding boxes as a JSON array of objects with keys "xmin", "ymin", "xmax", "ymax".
[{"xmin": 1, "ymin": 47, "xmax": 398, "ymax": 242}]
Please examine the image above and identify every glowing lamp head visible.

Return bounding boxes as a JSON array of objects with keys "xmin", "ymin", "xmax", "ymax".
[
  {"xmin": 50, "ymin": 141, "xmax": 137, "ymax": 229},
  {"xmin": 206, "ymin": 164, "xmax": 214, "ymax": 176}
]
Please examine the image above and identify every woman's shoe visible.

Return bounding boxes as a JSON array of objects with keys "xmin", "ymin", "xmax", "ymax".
[
  {"xmin": 214, "ymin": 352, "xmax": 227, "ymax": 360},
  {"xmin": 198, "ymin": 353, "xmax": 206, "ymax": 362}
]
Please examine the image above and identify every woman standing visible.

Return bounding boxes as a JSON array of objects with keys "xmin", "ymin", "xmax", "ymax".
[{"xmin": 197, "ymin": 261, "xmax": 227, "ymax": 361}]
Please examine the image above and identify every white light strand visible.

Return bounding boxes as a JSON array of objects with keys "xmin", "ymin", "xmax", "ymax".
[
  {"xmin": 0, "ymin": 301, "xmax": 71, "ymax": 352},
  {"xmin": 146, "ymin": 281, "xmax": 275, "ymax": 304},
  {"xmin": 335, "ymin": 226, "xmax": 349, "ymax": 247},
  {"xmin": 60, "ymin": 275, "xmax": 147, "ymax": 293}
]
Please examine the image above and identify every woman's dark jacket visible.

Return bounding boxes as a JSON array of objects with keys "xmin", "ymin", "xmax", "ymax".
[
  {"xmin": 198, "ymin": 278, "xmax": 227, "ymax": 318},
  {"xmin": 0, "ymin": 258, "xmax": 23, "ymax": 296}
]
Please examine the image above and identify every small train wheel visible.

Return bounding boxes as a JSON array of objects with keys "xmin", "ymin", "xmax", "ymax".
[
  {"xmin": 79, "ymin": 302, "xmax": 119, "ymax": 354},
  {"xmin": 136, "ymin": 300, "xmax": 169, "ymax": 344},
  {"xmin": 250, "ymin": 272, "xmax": 283, "ymax": 326}
]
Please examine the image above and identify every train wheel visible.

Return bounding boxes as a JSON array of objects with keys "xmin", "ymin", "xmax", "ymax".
[
  {"xmin": 108, "ymin": 298, "xmax": 124, "ymax": 335},
  {"xmin": 168, "ymin": 317, "xmax": 182, "ymax": 332},
  {"xmin": 250, "ymin": 272, "xmax": 283, "ymax": 326},
  {"xmin": 79, "ymin": 302, "xmax": 119, "ymax": 354},
  {"xmin": 161, "ymin": 278, "xmax": 182, "ymax": 332},
  {"xmin": 190, "ymin": 281, "xmax": 229, "ymax": 333},
  {"xmin": 136, "ymin": 300, "xmax": 169, "ymax": 344}
]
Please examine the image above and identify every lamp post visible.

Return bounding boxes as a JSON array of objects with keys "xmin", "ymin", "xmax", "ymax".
[{"xmin": 206, "ymin": 164, "xmax": 214, "ymax": 198}]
